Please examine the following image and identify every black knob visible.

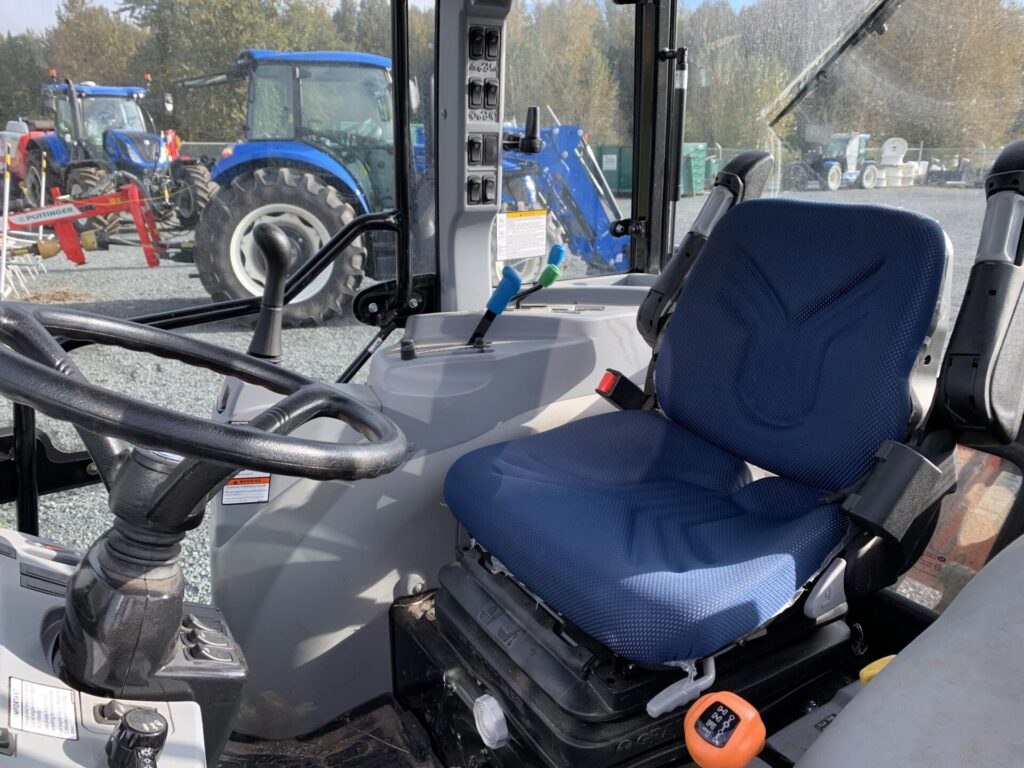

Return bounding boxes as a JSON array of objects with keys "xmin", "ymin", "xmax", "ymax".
[
  {"xmin": 247, "ymin": 222, "xmax": 297, "ymax": 360},
  {"xmin": 106, "ymin": 708, "xmax": 168, "ymax": 768},
  {"xmin": 521, "ymin": 106, "xmax": 542, "ymax": 154}
]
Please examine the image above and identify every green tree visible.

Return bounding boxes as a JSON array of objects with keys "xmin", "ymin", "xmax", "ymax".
[
  {"xmin": 0, "ymin": 33, "xmax": 50, "ymax": 123},
  {"xmin": 52, "ymin": 0, "xmax": 147, "ymax": 85},
  {"xmin": 505, "ymin": 0, "xmax": 621, "ymax": 143},
  {"xmin": 119, "ymin": 0, "xmax": 343, "ymax": 140}
]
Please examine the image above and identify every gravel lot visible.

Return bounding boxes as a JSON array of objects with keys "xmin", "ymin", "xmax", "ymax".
[{"xmin": 0, "ymin": 185, "xmax": 989, "ymax": 602}]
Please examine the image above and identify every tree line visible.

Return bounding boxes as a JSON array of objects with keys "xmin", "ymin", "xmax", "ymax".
[{"xmin": 1, "ymin": 0, "xmax": 1021, "ymax": 153}]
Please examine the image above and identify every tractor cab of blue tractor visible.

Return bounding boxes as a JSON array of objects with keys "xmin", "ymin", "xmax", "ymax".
[
  {"xmin": 1, "ymin": 0, "xmax": 1024, "ymax": 767},
  {"xmin": 26, "ymin": 77, "xmax": 214, "ymax": 228}
]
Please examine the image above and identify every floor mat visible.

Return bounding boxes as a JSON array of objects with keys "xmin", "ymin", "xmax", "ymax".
[{"xmin": 218, "ymin": 698, "xmax": 441, "ymax": 768}]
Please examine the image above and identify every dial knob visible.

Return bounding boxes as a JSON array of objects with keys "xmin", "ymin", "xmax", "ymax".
[{"xmin": 106, "ymin": 708, "xmax": 168, "ymax": 768}]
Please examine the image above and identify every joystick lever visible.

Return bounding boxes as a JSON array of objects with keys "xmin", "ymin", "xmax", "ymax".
[
  {"xmin": 503, "ymin": 106, "xmax": 542, "ymax": 154},
  {"xmin": 468, "ymin": 265, "xmax": 522, "ymax": 345},
  {"xmin": 247, "ymin": 222, "xmax": 297, "ymax": 361}
]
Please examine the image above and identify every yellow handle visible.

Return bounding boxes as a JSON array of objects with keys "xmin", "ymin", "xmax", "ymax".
[{"xmin": 859, "ymin": 654, "xmax": 897, "ymax": 684}]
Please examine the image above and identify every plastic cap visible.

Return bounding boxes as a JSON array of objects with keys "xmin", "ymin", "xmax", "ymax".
[
  {"xmin": 486, "ymin": 265, "xmax": 523, "ymax": 316},
  {"xmin": 684, "ymin": 691, "xmax": 765, "ymax": 768},
  {"xmin": 547, "ymin": 243, "xmax": 567, "ymax": 267},
  {"xmin": 472, "ymin": 694, "xmax": 509, "ymax": 749},
  {"xmin": 537, "ymin": 263, "xmax": 562, "ymax": 288}
]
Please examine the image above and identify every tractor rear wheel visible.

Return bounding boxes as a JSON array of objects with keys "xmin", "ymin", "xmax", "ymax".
[
  {"xmin": 825, "ymin": 164, "xmax": 843, "ymax": 192},
  {"xmin": 859, "ymin": 164, "xmax": 878, "ymax": 190},
  {"xmin": 194, "ymin": 167, "xmax": 366, "ymax": 327},
  {"xmin": 23, "ymin": 151, "xmax": 47, "ymax": 206},
  {"xmin": 173, "ymin": 163, "xmax": 217, "ymax": 229},
  {"xmin": 66, "ymin": 167, "xmax": 121, "ymax": 233}
]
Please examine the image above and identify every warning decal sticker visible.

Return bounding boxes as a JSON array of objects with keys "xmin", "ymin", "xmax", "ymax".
[
  {"xmin": 495, "ymin": 209, "xmax": 547, "ymax": 262},
  {"xmin": 9, "ymin": 678, "xmax": 78, "ymax": 740},
  {"xmin": 222, "ymin": 470, "xmax": 272, "ymax": 505}
]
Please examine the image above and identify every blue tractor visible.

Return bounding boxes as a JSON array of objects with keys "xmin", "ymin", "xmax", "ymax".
[
  {"xmin": 183, "ymin": 50, "xmax": 628, "ymax": 324},
  {"xmin": 17, "ymin": 78, "xmax": 215, "ymax": 229}
]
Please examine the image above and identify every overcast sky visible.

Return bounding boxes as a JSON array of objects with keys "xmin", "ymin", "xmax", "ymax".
[
  {"xmin": 2, "ymin": 0, "xmax": 758, "ymax": 36},
  {"xmin": 1, "ymin": 0, "xmax": 121, "ymax": 35}
]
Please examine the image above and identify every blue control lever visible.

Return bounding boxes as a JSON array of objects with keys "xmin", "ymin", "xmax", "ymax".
[{"xmin": 469, "ymin": 265, "xmax": 523, "ymax": 345}]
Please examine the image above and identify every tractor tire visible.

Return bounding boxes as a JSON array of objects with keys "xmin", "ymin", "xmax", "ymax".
[
  {"xmin": 173, "ymin": 163, "xmax": 217, "ymax": 229},
  {"xmin": 784, "ymin": 164, "xmax": 809, "ymax": 192},
  {"xmin": 23, "ymin": 150, "xmax": 47, "ymax": 206},
  {"xmin": 825, "ymin": 164, "xmax": 843, "ymax": 192},
  {"xmin": 859, "ymin": 164, "xmax": 878, "ymax": 190},
  {"xmin": 195, "ymin": 167, "xmax": 365, "ymax": 328},
  {"xmin": 66, "ymin": 167, "xmax": 121, "ymax": 233}
]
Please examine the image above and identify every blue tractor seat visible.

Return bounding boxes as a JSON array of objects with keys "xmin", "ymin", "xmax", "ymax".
[{"xmin": 445, "ymin": 198, "xmax": 949, "ymax": 666}]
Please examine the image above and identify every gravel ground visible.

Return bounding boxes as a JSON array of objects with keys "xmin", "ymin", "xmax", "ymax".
[{"xmin": 0, "ymin": 185, "xmax": 989, "ymax": 602}]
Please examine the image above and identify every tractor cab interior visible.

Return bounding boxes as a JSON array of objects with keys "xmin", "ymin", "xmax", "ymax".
[{"xmin": 1, "ymin": 0, "xmax": 1024, "ymax": 767}]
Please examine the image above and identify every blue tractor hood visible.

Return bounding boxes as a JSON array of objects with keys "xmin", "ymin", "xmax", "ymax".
[{"xmin": 104, "ymin": 129, "xmax": 167, "ymax": 171}]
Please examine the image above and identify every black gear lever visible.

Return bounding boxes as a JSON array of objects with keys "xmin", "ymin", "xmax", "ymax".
[
  {"xmin": 502, "ymin": 106, "xmax": 542, "ymax": 154},
  {"xmin": 248, "ymin": 222, "xmax": 297, "ymax": 361}
]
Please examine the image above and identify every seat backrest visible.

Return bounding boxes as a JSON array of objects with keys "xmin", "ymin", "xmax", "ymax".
[{"xmin": 655, "ymin": 198, "xmax": 948, "ymax": 492}]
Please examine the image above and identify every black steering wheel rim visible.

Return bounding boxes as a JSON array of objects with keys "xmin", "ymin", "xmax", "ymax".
[{"xmin": 0, "ymin": 302, "xmax": 408, "ymax": 484}]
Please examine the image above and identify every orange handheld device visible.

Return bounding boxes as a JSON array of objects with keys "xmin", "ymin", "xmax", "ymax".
[{"xmin": 684, "ymin": 691, "xmax": 766, "ymax": 768}]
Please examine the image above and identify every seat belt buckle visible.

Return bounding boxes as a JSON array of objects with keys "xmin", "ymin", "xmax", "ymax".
[{"xmin": 596, "ymin": 369, "xmax": 646, "ymax": 411}]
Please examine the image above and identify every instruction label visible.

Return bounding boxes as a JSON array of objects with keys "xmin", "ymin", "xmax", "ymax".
[
  {"xmin": 495, "ymin": 210, "xmax": 547, "ymax": 262},
  {"xmin": 222, "ymin": 470, "xmax": 271, "ymax": 505},
  {"xmin": 9, "ymin": 678, "xmax": 78, "ymax": 740}
]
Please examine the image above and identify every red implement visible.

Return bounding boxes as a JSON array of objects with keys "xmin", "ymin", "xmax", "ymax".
[{"xmin": 4, "ymin": 181, "xmax": 163, "ymax": 267}]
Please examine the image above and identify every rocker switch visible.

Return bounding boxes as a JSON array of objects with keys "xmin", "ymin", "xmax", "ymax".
[
  {"xmin": 467, "ymin": 176, "xmax": 483, "ymax": 205},
  {"xmin": 468, "ymin": 134, "xmax": 483, "ymax": 166},
  {"xmin": 485, "ymin": 28, "xmax": 500, "ymax": 60},
  {"xmin": 482, "ymin": 134, "xmax": 499, "ymax": 166},
  {"xmin": 188, "ymin": 645, "xmax": 233, "ymax": 663},
  {"xmin": 468, "ymin": 79, "xmax": 484, "ymax": 109},
  {"xmin": 468, "ymin": 27, "xmax": 485, "ymax": 59},
  {"xmin": 483, "ymin": 80, "xmax": 499, "ymax": 109},
  {"xmin": 482, "ymin": 176, "xmax": 497, "ymax": 205}
]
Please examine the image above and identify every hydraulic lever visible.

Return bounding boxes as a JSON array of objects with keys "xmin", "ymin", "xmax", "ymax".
[
  {"xmin": 468, "ymin": 265, "xmax": 522, "ymax": 346},
  {"xmin": 502, "ymin": 106, "xmax": 542, "ymax": 154},
  {"xmin": 247, "ymin": 223, "xmax": 297, "ymax": 362},
  {"xmin": 512, "ymin": 243, "xmax": 567, "ymax": 305}
]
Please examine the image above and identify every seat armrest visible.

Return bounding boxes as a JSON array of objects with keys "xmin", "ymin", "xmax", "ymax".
[{"xmin": 842, "ymin": 440, "xmax": 957, "ymax": 544}]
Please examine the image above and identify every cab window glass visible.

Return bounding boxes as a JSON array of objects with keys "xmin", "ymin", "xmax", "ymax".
[
  {"xmin": 496, "ymin": 0, "xmax": 635, "ymax": 282},
  {"xmin": 0, "ymin": 0, "xmax": 437, "ymax": 602}
]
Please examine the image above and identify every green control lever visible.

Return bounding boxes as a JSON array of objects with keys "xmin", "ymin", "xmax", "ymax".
[{"xmin": 512, "ymin": 243, "xmax": 567, "ymax": 304}]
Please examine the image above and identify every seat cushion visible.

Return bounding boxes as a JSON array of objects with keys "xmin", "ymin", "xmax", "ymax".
[
  {"xmin": 445, "ymin": 410, "xmax": 848, "ymax": 665},
  {"xmin": 656, "ymin": 199, "xmax": 947, "ymax": 491}
]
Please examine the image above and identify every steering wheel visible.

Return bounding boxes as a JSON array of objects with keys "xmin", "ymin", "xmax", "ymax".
[{"xmin": 0, "ymin": 302, "xmax": 408, "ymax": 529}]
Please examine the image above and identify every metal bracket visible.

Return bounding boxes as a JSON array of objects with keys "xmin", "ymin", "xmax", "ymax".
[{"xmin": 610, "ymin": 217, "xmax": 648, "ymax": 239}]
